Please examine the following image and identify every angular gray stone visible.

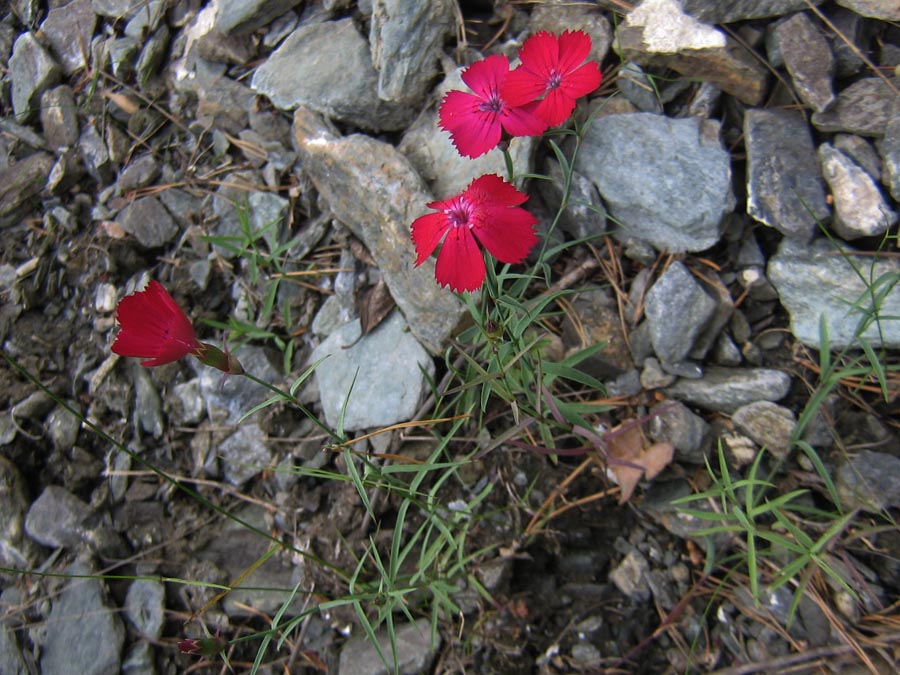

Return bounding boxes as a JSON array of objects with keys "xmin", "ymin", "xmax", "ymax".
[
  {"xmin": 645, "ymin": 262, "xmax": 717, "ymax": 364},
  {"xmin": 768, "ymin": 237, "xmax": 900, "ymax": 349},
  {"xmin": 198, "ymin": 345, "xmax": 279, "ymax": 423},
  {"xmin": 117, "ymin": 196, "xmax": 179, "ymax": 248},
  {"xmin": 665, "ymin": 366, "xmax": 791, "ymax": 414},
  {"xmin": 679, "ymin": 0, "xmax": 825, "ymax": 22},
  {"xmin": 812, "ymin": 78, "xmax": 900, "ymax": 137},
  {"xmin": 0, "ymin": 152, "xmax": 54, "ymax": 228},
  {"xmin": 9, "ymin": 32, "xmax": 61, "ymax": 122},
  {"xmin": 116, "ymin": 154, "xmax": 160, "ymax": 194},
  {"xmin": 215, "ymin": 0, "xmax": 303, "ymax": 35},
  {"xmin": 219, "ymin": 423, "xmax": 273, "ymax": 487},
  {"xmin": 880, "ymin": 111, "xmax": 900, "ymax": 202},
  {"xmin": 575, "ymin": 113, "xmax": 734, "ymax": 253},
  {"xmin": 339, "ymin": 618, "xmax": 441, "ymax": 675},
  {"xmin": 648, "ymin": 400, "xmax": 710, "ymax": 463},
  {"xmin": 39, "ymin": 0, "xmax": 96, "ymax": 74},
  {"xmin": 293, "ymin": 108, "xmax": 465, "ymax": 354},
  {"xmin": 311, "ymin": 312, "xmax": 434, "ymax": 431},
  {"xmin": 609, "ymin": 549, "xmax": 650, "ymax": 601},
  {"xmin": 370, "ymin": 0, "xmax": 454, "ymax": 103},
  {"xmin": 0, "ymin": 456, "xmax": 38, "ymax": 570},
  {"xmin": 24, "ymin": 485, "xmax": 91, "ymax": 548},
  {"xmin": 253, "ymin": 18, "xmax": 416, "ymax": 132},
  {"xmin": 618, "ymin": 0, "xmax": 768, "ymax": 106},
  {"xmin": 834, "ymin": 133, "xmax": 882, "ymax": 182},
  {"xmin": 124, "ymin": 580, "xmax": 165, "ymax": 640},
  {"xmin": 745, "ymin": 109, "xmax": 830, "ymax": 241},
  {"xmin": 835, "ymin": 0, "xmax": 900, "ymax": 20},
  {"xmin": 123, "ymin": 0, "xmax": 166, "ymax": 39},
  {"xmin": 0, "ymin": 624, "xmax": 28, "ymax": 675},
  {"xmin": 836, "ymin": 450, "xmax": 900, "ymax": 512},
  {"xmin": 91, "ymin": 0, "xmax": 144, "ymax": 19},
  {"xmin": 78, "ymin": 124, "xmax": 112, "ymax": 183},
  {"xmin": 732, "ymin": 401, "xmax": 797, "ymax": 458},
  {"xmin": 40, "ymin": 561, "xmax": 125, "ymax": 675},
  {"xmin": 818, "ymin": 143, "xmax": 897, "ymax": 240},
  {"xmin": 40, "ymin": 85, "xmax": 79, "ymax": 151},
  {"xmin": 773, "ymin": 12, "xmax": 835, "ymax": 113}
]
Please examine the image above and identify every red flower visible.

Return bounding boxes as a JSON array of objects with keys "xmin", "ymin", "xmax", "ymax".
[
  {"xmin": 178, "ymin": 636, "xmax": 227, "ymax": 656},
  {"xmin": 112, "ymin": 280, "xmax": 243, "ymax": 373},
  {"xmin": 439, "ymin": 54, "xmax": 547, "ymax": 159},
  {"xmin": 411, "ymin": 174, "xmax": 538, "ymax": 292},
  {"xmin": 502, "ymin": 30, "xmax": 602, "ymax": 127}
]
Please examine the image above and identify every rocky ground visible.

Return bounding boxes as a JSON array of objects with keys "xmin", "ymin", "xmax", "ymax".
[{"xmin": 1, "ymin": 0, "xmax": 900, "ymax": 674}]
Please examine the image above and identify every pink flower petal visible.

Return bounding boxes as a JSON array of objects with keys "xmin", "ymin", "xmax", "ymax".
[
  {"xmin": 556, "ymin": 30, "xmax": 593, "ymax": 73},
  {"xmin": 501, "ymin": 100, "xmax": 548, "ymax": 137},
  {"xmin": 473, "ymin": 205, "xmax": 538, "ymax": 264},
  {"xmin": 535, "ymin": 88, "xmax": 577, "ymax": 127},
  {"xmin": 501, "ymin": 67, "xmax": 548, "ymax": 107},
  {"xmin": 411, "ymin": 211, "xmax": 451, "ymax": 265},
  {"xmin": 460, "ymin": 54, "xmax": 510, "ymax": 98},
  {"xmin": 466, "ymin": 174, "xmax": 529, "ymax": 208},
  {"xmin": 560, "ymin": 61, "xmax": 602, "ymax": 100},
  {"xmin": 516, "ymin": 31, "xmax": 559, "ymax": 79},
  {"xmin": 435, "ymin": 225, "xmax": 486, "ymax": 292}
]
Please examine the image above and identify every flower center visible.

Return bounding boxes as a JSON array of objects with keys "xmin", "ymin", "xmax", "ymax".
[
  {"xmin": 478, "ymin": 91, "xmax": 504, "ymax": 114},
  {"xmin": 547, "ymin": 69, "xmax": 563, "ymax": 91},
  {"xmin": 446, "ymin": 200, "xmax": 473, "ymax": 228}
]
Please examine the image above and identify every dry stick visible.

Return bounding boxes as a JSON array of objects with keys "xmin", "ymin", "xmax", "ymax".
[{"xmin": 703, "ymin": 638, "xmax": 900, "ymax": 675}]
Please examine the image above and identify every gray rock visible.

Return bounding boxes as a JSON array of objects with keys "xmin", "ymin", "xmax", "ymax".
[
  {"xmin": 0, "ymin": 624, "xmax": 28, "ymax": 675},
  {"xmin": 198, "ymin": 345, "xmax": 280, "ymax": 424},
  {"xmin": 812, "ymin": 78, "xmax": 900, "ymax": 137},
  {"xmin": 40, "ymin": 85, "xmax": 79, "ymax": 151},
  {"xmin": 618, "ymin": 0, "xmax": 768, "ymax": 105},
  {"xmin": 645, "ymin": 261, "xmax": 718, "ymax": 364},
  {"xmin": 311, "ymin": 312, "xmax": 434, "ymax": 431},
  {"xmin": 744, "ymin": 109, "xmax": 830, "ymax": 241},
  {"xmin": 529, "ymin": 3, "xmax": 613, "ymax": 64},
  {"xmin": 39, "ymin": 0, "xmax": 96, "ymax": 74},
  {"xmin": 40, "ymin": 561, "xmax": 125, "ymax": 675},
  {"xmin": 829, "ymin": 8, "xmax": 866, "ymax": 78},
  {"xmin": 833, "ymin": 134, "xmax": 882, "ymax": 183},
  {"xmin": 247, "ymin": 191, "xmax": 289, "ymax": 252},
  {"xmin": 78, "ymin": 124, "xmax": 112, "ymax": 183},
  {"xmin": 559, "ymin": 288, "xmax": 632, "ymax": 378},
  {"xmin": 576, "ymin": 113, "xmax": 734, "ymax": 253},
  {"xmin": 0, "ymin": 455, "xmax": 38, "ymax": 570},
  {"xmin": 91, "ymin": 0, "xmax": 144, "ymax": 19},
  {"xmin": 123, "ymin": 0, "xmax": 166, "ymax": 39},
  {"xmin": 135, "ymin": 24, "xmax": 170, "ymax": 85},
  {"xmin": 216, "ymin": 0, "xmax": 303, "ymax": 35},
  {"xmin": 618, "ymin": 61, "xmax": 664, "ymax": 112},
  {"xmin": 731, "ymin": 401, "xmax": 797, "ymax": 458},
  {"xmin": 118, "ymin": 196, "xmax": 179, "ymax": 248},
  {"xmin": 46, "ymin": 403, "xmax": 80, "ymax": 451},
  {"xmin": 648, "ymin": 401, "xmax": 710, "ymax": 463},
  {"xmin": 398, "ymin": 69, "xmax": 536, "ymax": 199},
  {"xmin": 536, "ymin": 159, "xmax": 606, "ymax": 241},
  {"xmin": 768, "ymin": 237, "xmax": 900, "ymax": 349},
  {"xmin": 107, "ymin": 36, "xmax": 140, "ymax": 80},
  {"xmin": 609, "ymin": 549, "xmax": 650, "ymax": 601},
  {"xmin": 0, "ymin": 152, "xmax": 55, "ymax": 228},
  {"xmin": 836, "ymin": 450, "xmax": 900, "ymax": 512},
  {"xmin": 835, "ymin": 0, "xmax": 900, "ymax": 20},
  {"xmin": 338, "ymin": 618, "xmax": 441, "ymax": 675},
  {"xmin": 116, "ymin": 155, "xmax": 161, "ymax": 194},
  {"xmin": 880, "ymin": 111, "xmax": 900, "ymax": 202},
  {"xmin": 370, "ymin": 0, "xmax": 454, "ymax": 104},
  {"xmin": 125, "ymin": 580, "xmax": 165, "ymax": 640},
  {"xmin": 219, "ymin": 423, "xmax": 273, "ymax": 486},
  {"xmin": 665, "ymin": 366, "xmax": 791, "ymax": 414},
  {"xmin": 679, "ymin": 0, "xmax": 825, "ymax": 22},
  {"xmin": 819, "ymin": 143, "xmax": 897, "ymax": 240},
  {"xmin": 24, "ymin": 485, "xmax": 91, "ymax": 548},
  {"xmin": 773, "ymin": 12, "xmax": 834, "ymax": 113},
  {"xmin": 253, "ymin": 19, "xmax": 416, "ymax": 132},
  {"xmin": 640, "ymin": 357, "xmax": 677, "ymax": 389},
  {"xmin": 293, "ymin": 108, "xmax": 465, "ymax": 354},
  {"xmin": 121, "ymin": 641, "xmax": 155, "ymax": 675},
  {"xmin": 9, "ymin": 32, "xmax": 61, "ymax": 122}
]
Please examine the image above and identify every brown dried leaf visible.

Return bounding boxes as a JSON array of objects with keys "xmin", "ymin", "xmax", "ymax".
[
  {"xmin": 605, "ymin": 419, "xmax": 674, "ymax": 503},
  {"xmin": 358, "ymin": 279, "xmax": 395, "ymax": 337}
]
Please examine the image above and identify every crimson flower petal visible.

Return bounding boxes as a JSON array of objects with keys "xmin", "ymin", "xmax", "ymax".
[
  {"xmin": 560, "ymin": 61, "xmax": 602, "ymax": 100},
  {"xmin": 466, "ymin": 174, "xmax": 529, "ymax": 208},
  {"xmin": 435, "ymin": 225, "xmax": 486, "ymax": 292},
  {"xmin": 535, "ymin": 88, "xmax": 577, "ymax": 128},
  {"xmin": 112, "ymin": 280, "xmax": 200, "ymax": 367},
  {"xmin": 411, "ymin": 211, "xmax": 451, "ymax": 265},
  {"xmin": 473, "ymin": 204, "xmax": 538, "ymax": 264},
  {"xmin": 460, "ymin": 54, "xmax": 509, "ymax": 98},
  {"xmin": 556, "ymin": 30, "xmax": 593, "ymax": 73}
]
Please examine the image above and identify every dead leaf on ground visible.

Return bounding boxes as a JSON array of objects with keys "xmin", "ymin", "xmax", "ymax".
[
  {"xmin": 358, "ymin": 279, "xmax": 395, "ymax": 337},
  {"xmin": 605, "ymin": 418, "xmax": 675, "ymax": 503}
]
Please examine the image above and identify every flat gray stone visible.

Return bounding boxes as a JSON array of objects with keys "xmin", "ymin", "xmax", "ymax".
[
  {"xmin": 879, "ymin": 111, "xmax": 900, "ymax": 202},
  {"xmin": 39, "ymin": 0, "xmax": 95, "ymax": 74},
  {"xmin": 24, "ymin": 485, "xmax": 91, "ymax": 548},
  {"xmin": 0, "ymin": 456, "xmax": 38, "ymax": 570},
  {"xmin": 648, "ymin": 401, "xmax": 710, "ymax": 463},
  {"xmin": 732, "ymin": 401, "xmax": 797, "ymax": 458},
  {"xmin": 745, "ymin": 109, "xmax": 830, "ymax": 241},
  {"xmin": 575, "ymin": 113, "xmax": 734, "ymax": 253},
  {"xmin": 339, "ymin": 618, "xmax": 441, "ymax": 675},
  {"xmin": 9, "ymin": 32, "xmax": 61, "ymax": 122},
  {"xmin": 253, "ymin": 18, "xmax": 415, "ymax": 131},
  {"xmin": 198, "ymin": 344, "xmax": 279, "ymax": 424},
  {"xmin": 219, "ymin": 423, "xmax": 273, "ymax": 487},
  {"xmin": 812, "ymin": 78, "xmax": 900, "ymax": 137},
  {"xmin": 645, "ymin": 261, "xmax": 718, "ymax": 364},
  {"xmin": 836, "ymin": 450, "xmax": 900, "ymax": 512},
  {"xmin": 0, "ymin": 152, "xmax": 54, "ymax": 228},
  {"xmin": 215, "ymin": 0, "xmax": 302, "ymax": 35},
  {"xmin": 124, "ymin": 580, "xmax": 165, "ymax": 640},
  {"xmin": 293, "ymin": 108, "xmax": 465, "ymax": 354},
  {"xmin": 774, "ymin": 12, "xmax": 835, "ymax": 113},
  {"xmin": 311, "ymin": 312, "xmax": 434, "ymax": 432},
  {"xmin": 768, "ymin": 237, "xmax": 900, "ymax": 349},
  {"xmin": 835, "ymin": 0, "xmax": 900, "ymax": 20},
  {"xmin": 819, "ymin": 143, "xmax": 897, "ymax": 240},
  {"xmin": 679, "ymin": 0, "xmax": 825, "ymax": 22},
  {"xmin": 370, "ymin": 0, "xmax": 455, "ymax": 103},
  {"xmin": 665, "ymin": 366, "xmax": 791, "ymax": 414},
  {"xmin": 40, "ymin": 561, "xmax": 125, "ymax": 675},
  {"xmin": 117, "ymin": 196, "xmax": 179, "ymax": 248},
  {"xmin": 40, "ymin": 85, "xmax": 79, "ymax": 151}
]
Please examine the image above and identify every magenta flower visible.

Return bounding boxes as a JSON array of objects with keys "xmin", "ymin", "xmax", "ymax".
[
  {"xmin": 411, "ymin": 174, "xmax": 538, "ymax": 292},
  {"xmin": 111, "ymin": 280, "xmax": 243, "ymax": 373},
  {"xmin": 439, "ymin": 54, "xmax": 548, "ymax": 159},
  {"xmin": 502, "ymin": 30, "xmax": 602, "ymax": 127}
]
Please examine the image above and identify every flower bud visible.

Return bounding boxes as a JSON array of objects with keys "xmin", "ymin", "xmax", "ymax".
[{"xmin": 195, "ymin": 342, "xmax": 244, "ymax": 375}]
